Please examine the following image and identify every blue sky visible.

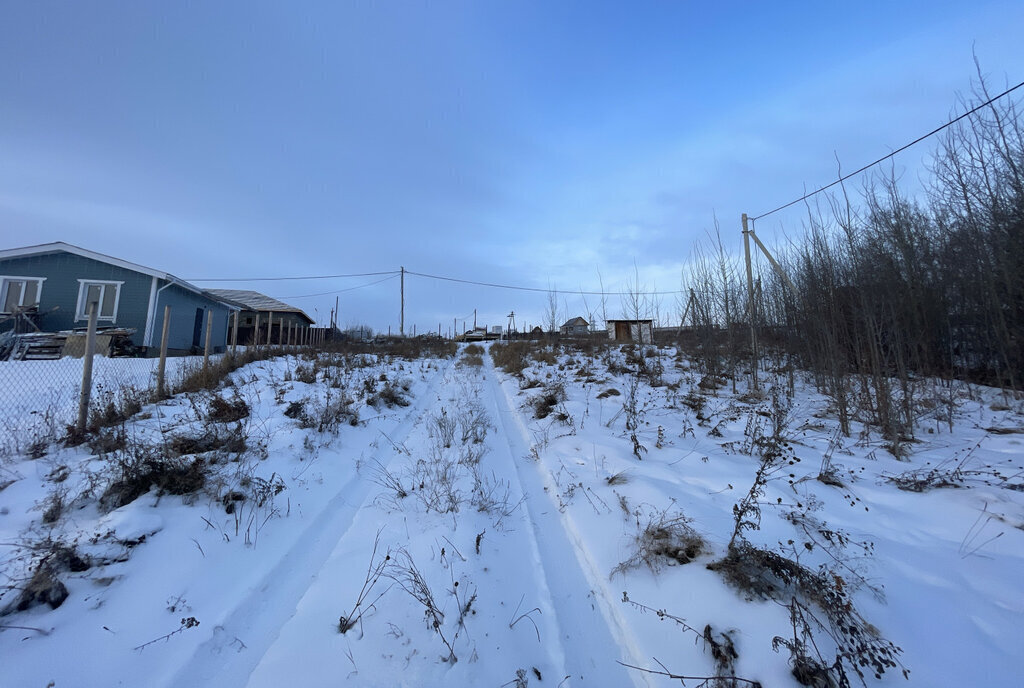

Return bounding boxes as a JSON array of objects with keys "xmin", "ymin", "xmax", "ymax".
[{"xmin": 2, "ymin": 1, "xmax": 1022, "ymax": 333}]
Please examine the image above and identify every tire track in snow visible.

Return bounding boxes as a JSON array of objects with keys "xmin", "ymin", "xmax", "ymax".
[
  {"xmin": 162, "ymin": 358, "xmax": 455, "ymax": 688},
  {"xmin": 483, "ymin": 354, "xmax": 651, "ymax": 688}
]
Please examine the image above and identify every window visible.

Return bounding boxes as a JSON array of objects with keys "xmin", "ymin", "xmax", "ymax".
[
  {"xmin": 0, "ymin": 276, "xmax": 45, "ymax": 314},
  {"xmin": 76, "ymin": 280, "xmax": 123, "ymax": 321}
]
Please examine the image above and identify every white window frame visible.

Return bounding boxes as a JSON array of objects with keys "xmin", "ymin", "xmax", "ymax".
[
  {"xmin": 0, "ymin": 276, "xmax": 46, "ymax": 314},
  {"xmin": 76, "ymin": 279, "xmax": 124, "ymax": 322}
]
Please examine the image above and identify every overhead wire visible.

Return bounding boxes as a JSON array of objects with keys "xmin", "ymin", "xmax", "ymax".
[
  {"xmin": 751, "ymin": 78, "xmax": 1024, "ymax": 221},
  {"xmin": 404, "ymin": 270, "xmax": 684, "ymax": 296},
  {"xmin": 189, "ymin": 270, "xmax": 400, "ymax": 282},
  {"xmin": 273, "ymin": 273, "xmax": 399, "ymax": 299}
]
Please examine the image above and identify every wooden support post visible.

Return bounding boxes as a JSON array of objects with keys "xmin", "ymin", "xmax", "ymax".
[
  {"xmin": 156, "ymin": 305, "xmax": 170, "ymax": 398},
  {"xmin": 76, "ymin": 302, "xmax": 100, "ymax": 432},
  {"xmin": 254, "ymin": 314, "xmax": 261, "ymax": 347},
  {"xmin": 230, "ymin": 311, "xmax": 239, "ymax": 355},
  {"xmin": 268, "ymin": 312, "xmax": 274, "ymax": 348},
  {"xmin": 742, "ymin": 213, "xmax": 759, "ymax": 391}
]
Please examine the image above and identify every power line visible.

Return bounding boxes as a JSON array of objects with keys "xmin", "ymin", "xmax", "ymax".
[
  {"xmin": 751, "ymin": 78, "xmax": 1024, "ymax": 221},
  {"xmin": 273, "ymin": 274, "xmax": 399, "ymax": 299},
  {"xmin": 189, "ymin": 270, "xmax": 400, "ymax": 282},
  {"xmin": 404, "ymin": 269, "xmax": 685, "ymax": 296},
  {"xmin": 187, "ymin": 264, "xmax": 684, "ymax": 298}
]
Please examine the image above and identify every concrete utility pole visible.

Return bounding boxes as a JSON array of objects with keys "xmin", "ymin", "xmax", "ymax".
[
  {"xmin": 400, "ymin": 266, "xmax": 405, "ymax": 337},
  {"xmin": 742, "ymin": 213, "xmax": 759, "ymax": 392}
]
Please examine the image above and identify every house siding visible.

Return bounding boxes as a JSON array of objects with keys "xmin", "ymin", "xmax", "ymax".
[
  {"xmin": 155, "ymin": 284, "xmax": 231, "ymax": 353},
  {"xmin": 0, "ymin": 252, "xmax": 152, "ymax": 337},
  {"xmin": 0, "ymin": 250, "xmax": 231, "ymax": 352}
]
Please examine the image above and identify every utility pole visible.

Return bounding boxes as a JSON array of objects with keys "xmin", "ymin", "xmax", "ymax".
[
  {"xmin": 400, "ymin": 266, "xmax": 405, "ymax": 337},
  {"xmin": 742, "ymin": 213, "xmax": 759, "ymax": 392},
  {"xmin": 334, "ymin": 296, "xmax": 339, "ymax": 331},
  {"xmin": 473, "ymin": 309, "xmax": 477, "ymax": 330}
]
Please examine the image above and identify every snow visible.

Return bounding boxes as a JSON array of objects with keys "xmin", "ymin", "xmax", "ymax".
[{"xmin": 1, "ymin": 344, "xmax": 1022, "ymax": 687}]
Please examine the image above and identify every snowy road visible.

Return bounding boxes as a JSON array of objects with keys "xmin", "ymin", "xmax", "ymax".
[{"xmin": 165, "ymin": 353, "xmax": 648, "ymax": 688}]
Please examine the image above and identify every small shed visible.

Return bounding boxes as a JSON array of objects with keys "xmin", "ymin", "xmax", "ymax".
[
  {"xmin": 607, "ymin": 319, "xmax": 653, "ymax": 344},
  {"xmin": 559, "ymin": 316, "xmax": 589, "ymax": 337}
]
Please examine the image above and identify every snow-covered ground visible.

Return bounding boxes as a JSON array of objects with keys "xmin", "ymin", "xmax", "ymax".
[{"xmin": 1, "ymin": 343, "xmax": 1022, "ymax": 687}]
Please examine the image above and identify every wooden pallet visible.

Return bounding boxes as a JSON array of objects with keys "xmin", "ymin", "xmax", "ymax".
[{"xmin": 7, "ymin": 334, "xmax": 68, "ymax": 360}]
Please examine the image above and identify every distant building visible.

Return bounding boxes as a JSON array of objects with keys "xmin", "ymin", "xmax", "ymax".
[
  {"xmin": 607, "ymin": 319, "xmax": 653, "ymax": 343},
  {"xmin": 206, "ymin": 289, "xmax": 313, "ymax": 345},
  {"xmin": 559, "ymin": 316, "xmax": 589, "ymax": 337}
]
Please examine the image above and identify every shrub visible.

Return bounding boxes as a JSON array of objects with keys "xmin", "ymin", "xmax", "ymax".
[
  {"xmin": 529, "ymin": 382, "xmax": 566, "ymax": 420},
  {"xmin": 99, "ymin": 443, "xmax": 209, "ymax": 510},
  {"xmin": 491, "ymin": 342, "xmax": 531, "ymax": 375},
  {"xmin": 370, "ymin": 381, "xmax": 410, "ymax": 409},
  {"xmin": 612, "ymin": 509, "xmax": 706, "ymax": 576},
  {"xmin": 207, "ymin": 394, "xmax": 250, "ymax": 423},
  {"xmin": 709, "ymin": 542, "xmax": 907, "ymax": 686},
  {"xmin": 6, "ymin": 541, "xmax": 90, "ymax": 613}
]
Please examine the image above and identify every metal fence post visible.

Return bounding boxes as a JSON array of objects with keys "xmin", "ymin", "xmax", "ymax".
[
  {"xmin": 156, "ymin": 305, "xmax": 171, "ymax": 398},
  {"xmin": 76, "ymin": 302, "xmax": 99, "ymax": 432}
]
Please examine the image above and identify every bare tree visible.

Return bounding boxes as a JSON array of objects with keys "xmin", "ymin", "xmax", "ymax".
[{"xmin": 546, "ymin": 283, "xmax": 559, "ymax": 336}]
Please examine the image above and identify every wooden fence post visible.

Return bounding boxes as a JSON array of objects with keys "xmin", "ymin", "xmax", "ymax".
[
  {"xmin": 156, "ymin": 305, "xmax": 170, "ymax": 398},
  {"xmin": 76, "ymin": 303, "xmax": 99, "ymax": 432},
  {"xmin": 203, "ymin": 309, "xmax": 213, "ymax": 380}
]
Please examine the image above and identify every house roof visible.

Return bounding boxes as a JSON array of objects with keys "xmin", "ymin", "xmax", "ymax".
[
  {"xmin": 206, "ymin": 289, "xmax": 313, "ymax": 324},
  {"xmin": 0, "ymin": 241, "xmax": 220, "ymax": 300},
  {"xmin": 561, "ymin": 316, "xmax": 589, "ymax": 328}
]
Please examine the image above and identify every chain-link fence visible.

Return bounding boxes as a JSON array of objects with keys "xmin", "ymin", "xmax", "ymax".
[
  {"xmin": 0, "ymin": 305, "xmax": 331, "ymax": 460},
  {"xmin": 0, "ymin": 352, "xmax": 208, "ymax": 458}
]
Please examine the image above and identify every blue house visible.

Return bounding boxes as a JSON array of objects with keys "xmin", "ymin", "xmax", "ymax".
[{"xmin": 0, "ymin": 242, "xmax": 236, "ymax": 354}]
